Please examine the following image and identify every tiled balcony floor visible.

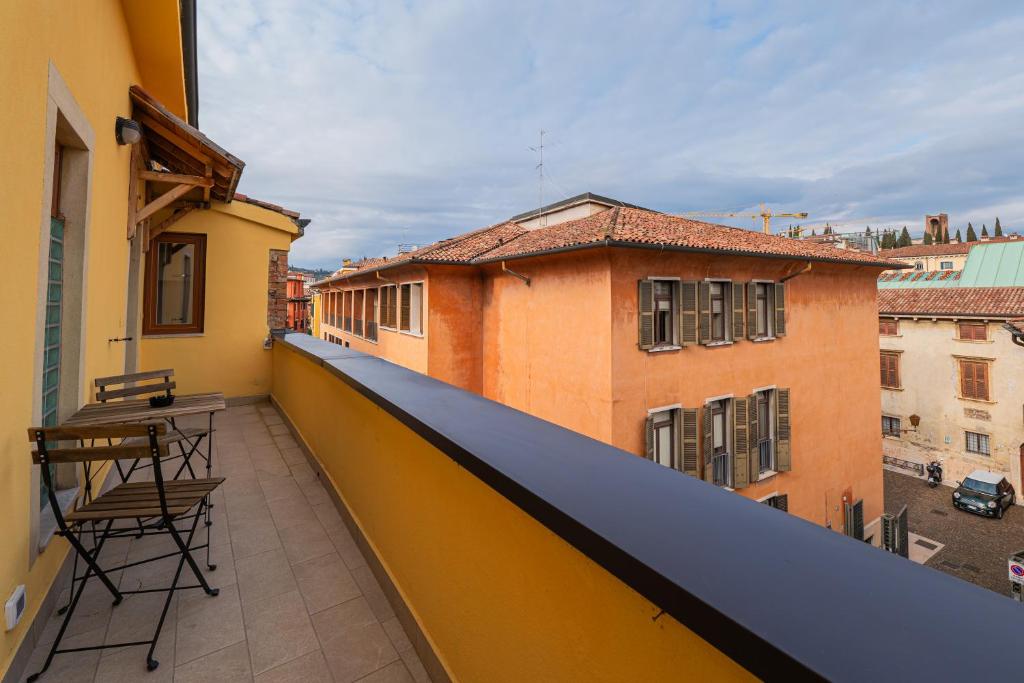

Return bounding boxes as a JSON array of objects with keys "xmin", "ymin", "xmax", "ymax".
[{"xmin": 22, "ymin": 402, "xmax": 430, "ymax": 683}]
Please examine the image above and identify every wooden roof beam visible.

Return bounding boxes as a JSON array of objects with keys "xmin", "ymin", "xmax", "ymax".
[
  {"xmin": 137, "ymin": 183, "xmax": 195, "ymax": 224},
  {"xmin": 139, "ymin": 170, "xmax": 213, "ymax": 187}
]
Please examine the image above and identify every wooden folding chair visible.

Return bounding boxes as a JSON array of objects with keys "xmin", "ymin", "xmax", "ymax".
[
  {"xmin": 27, "ymin": 423, "xmax": 224, "ymax": 680},
  {"xmin": 94, "ymin": 369, "xmax": 213, "ymax": 481}
]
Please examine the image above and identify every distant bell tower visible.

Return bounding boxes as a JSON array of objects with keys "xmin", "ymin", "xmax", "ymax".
[{"xmin": 925, "ymin": 214, "xmax": 948, "ymax": 241}]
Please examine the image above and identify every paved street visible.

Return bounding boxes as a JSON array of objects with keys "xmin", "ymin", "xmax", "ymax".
[{"xmin": 884, "ymin": 469, "xmax": 1024, "ymax": 595}]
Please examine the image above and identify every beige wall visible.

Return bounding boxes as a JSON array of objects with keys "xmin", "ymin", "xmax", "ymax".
[
  {"xmin": 887, "ymin": 254, "xmax": 967, "ymax": 272},
  {"xmin": 881, "ymin": 318, "xmax": 1023, "ymax": 498}
]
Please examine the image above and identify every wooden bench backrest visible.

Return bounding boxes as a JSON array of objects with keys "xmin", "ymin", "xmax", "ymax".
[
  {"xmin": 28, "ymin": 423, "xmax": 168, "ymax": 464},
  {"xmin": 94, "ymin": 369, "xmax": 175, "ymax": 402}
]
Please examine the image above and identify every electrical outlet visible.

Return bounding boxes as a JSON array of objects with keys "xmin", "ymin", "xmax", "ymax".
[{"xmin": 5, "ymin": 585, "xmax": 26, "ymax": 631}]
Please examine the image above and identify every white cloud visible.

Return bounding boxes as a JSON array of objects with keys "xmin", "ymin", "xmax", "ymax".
[{"xmin": 197, "ymin": 1, "xmax": 1024, "ymax": 267}]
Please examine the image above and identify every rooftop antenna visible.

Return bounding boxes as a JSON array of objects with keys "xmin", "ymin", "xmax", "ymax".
[{"xmin": 528, "ymin": 129, "xmax": 545, "ymax": 227}]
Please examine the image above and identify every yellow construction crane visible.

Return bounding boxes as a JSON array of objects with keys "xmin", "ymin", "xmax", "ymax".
[
  {"xmin": 681, "ymin": 203, "xmax": 808, "ymax": 235},
  {"xmin": 779, "ymin": 217, "xmax": 880, "ymax": 237}
]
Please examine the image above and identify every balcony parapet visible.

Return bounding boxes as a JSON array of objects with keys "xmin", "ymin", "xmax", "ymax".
[{"xmin": 273, "ymin": 333, "xmax": 1024, "ymax": 681}]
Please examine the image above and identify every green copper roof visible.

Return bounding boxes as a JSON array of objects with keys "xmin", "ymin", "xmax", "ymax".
[
  {"xmin": 959, "ymin": 241, "xmax": 1024, "ymax": 286},
  {"xmin": 879, "ymin": 242, "xmax": 1024, "ymax": 289}
]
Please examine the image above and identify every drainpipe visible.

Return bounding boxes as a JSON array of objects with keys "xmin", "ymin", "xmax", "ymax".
[
  {"xmin": 501, "ymin": 261, "xmax": 531, "ymax": 286},
  {"xmin": 780, "ymin": 262, "xmax": 813, "ymax": 283}
]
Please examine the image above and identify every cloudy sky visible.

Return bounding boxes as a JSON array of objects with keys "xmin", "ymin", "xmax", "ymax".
[{"xmin": 197, "ymin": 1, "xmax": 1024, "ymax": 269}]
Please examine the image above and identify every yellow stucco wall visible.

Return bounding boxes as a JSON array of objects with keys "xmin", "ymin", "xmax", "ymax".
[
  {"xmin": 0, "ymin": 1, "xmax": 187, "ymax": 674},
  {"xmin": 271, "ymin": 343, "xmax": 752, "ymax": 682},
  {"xmin": 881, "ymin": 319, "xmax": 1024, "ymax": 497},
  {"xmin": 140, "ymin": 201, "xmax": 298, "ymax": 398}
]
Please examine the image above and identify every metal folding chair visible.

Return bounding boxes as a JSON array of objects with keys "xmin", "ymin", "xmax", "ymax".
[{"xmin": 27, "ymin": 422, "xmax": 224, "ymax": 680}]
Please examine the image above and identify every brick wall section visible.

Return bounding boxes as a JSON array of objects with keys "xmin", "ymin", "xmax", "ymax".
[{"xmin": 268, "ymin": 249, "xmax": 289, "ymax": 331}]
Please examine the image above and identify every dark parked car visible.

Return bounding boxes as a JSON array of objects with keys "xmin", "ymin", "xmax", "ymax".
[{"xmin": 953, "ymin": 470, "xmax": 1016, "ymax": 519}]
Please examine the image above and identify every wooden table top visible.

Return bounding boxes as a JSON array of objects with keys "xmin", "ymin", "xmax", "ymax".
[{"xmin": 64, "ymin": 392, "xmax": 226, "ymax": 427}]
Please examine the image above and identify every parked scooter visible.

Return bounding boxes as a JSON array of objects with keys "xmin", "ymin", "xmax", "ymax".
[{"xmin": 926, "ymin": 461, "xmax": 943, "ymax": 488}]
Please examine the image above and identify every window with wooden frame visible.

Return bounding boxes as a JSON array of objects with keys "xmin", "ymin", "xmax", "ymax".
[
  {"xmin": 959, "ymin": 359, "xmax": 990, "ymax": 401},
  {"xmin": 882, "ymin": 415, "xmax": 901, "ymax": 437},
  {"xmin": 965, "ymin": 431, "xmax": 990, "ymax": 456},
  {"xmin": 399, "ymin": 282, "xmax": 423, "ymax": 335},
  {"xmin": 704, "ymin": 399, "xmax": 732, "ymax": 487},
  {"xmin": 143, "ymin": 232, "xmax": 206, "ymax": 335},
  {"xmin": 751, "ymin": 282, "xmax": 774, "ymax": 338},
  {"xmin": 880, "ymin": 351, "xmax": 900, "ymax": 389},
  {"xmin": 879, "ymin": 319, "xmax": 899, "ymax": 336},
  {"xmin": 957, "ymin": 321, "xmax": 987, "ymax": 341},
  {"xmin": 645, "ymin": 407, "xmax": 698, "ymax": 475},
  {"xmin": 380, "ymin": 285, "xmax": 398, "ymax": 329},
  {"xmin": 940, "ymin": 261, "xmax": 954, "ymax": 270}
]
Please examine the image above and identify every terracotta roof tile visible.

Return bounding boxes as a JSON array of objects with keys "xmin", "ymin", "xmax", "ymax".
[
  {"xmin": 323, "ymin": 205, "xmax": 900, "ymax": 284},
  {"xmin": 878, "ymin": 287, "xmax": 1024, "ymax": 317},
  {"xmin": 480, "ymin": 207, "xmax": 900, "ymax": 266}
]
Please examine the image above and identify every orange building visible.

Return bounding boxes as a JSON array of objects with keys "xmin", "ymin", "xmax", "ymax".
[
  {"xmin": 314, "ymin": 193, "xmax": 900, "ymax": 535},
  {"xmin": 286, "ymin": 270, "xmax": 311, "ymax": 332}
]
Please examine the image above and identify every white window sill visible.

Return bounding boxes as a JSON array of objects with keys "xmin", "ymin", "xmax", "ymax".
[
  {"xmin": 751, "ymin": 336, "xmax": 776, "ymax": 343},
  {"xmin": 954, "ymin": 338, "xmax": 993, "ymax": 344},
  {"xmin": 648, "ymin": 344, "xmax": 681, "ymax": 353},
  {"xmin": 705, "ymin": 341, "xmax": 733, "ymax": 348},
  {"xmin": 38, "ymin": 488, "xmax": 78, "ymax": 553},
  {"xmin": 757, "ymin": 470, "xmax": 778, "ymax": 482},
  {"xmin": 399, "ymin": 331, "xmax": 425, "ymax": 338},
  {"xmin": 957, "ymin": 395, "xmax": 995, "ymax": 405},
  {"xmin": 882, "ymin": 434, "xmax": 902, "ymax": 440}
]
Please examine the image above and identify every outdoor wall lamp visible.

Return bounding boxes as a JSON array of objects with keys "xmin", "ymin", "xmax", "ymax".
[
  {"xmin": 901, "ymin": 414, "xmax": 921, "ymax": 433},
  {"xmin": 115, "ymin": 116, "xmax": 142, "ymax": 145}
]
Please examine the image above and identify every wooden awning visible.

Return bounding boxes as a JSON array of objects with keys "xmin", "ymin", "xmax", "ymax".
[{"xmin": 130, "ymin": 85, "xmax": 244, "ymax": 202}]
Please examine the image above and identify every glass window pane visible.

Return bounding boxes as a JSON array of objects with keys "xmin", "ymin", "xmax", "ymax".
[
  {"xmin": 655, "ymin": 425, "xmax": 672, "ymax": 467},
  {"xmin": 156, "ymin": 242, "xmax": 195, "ymax": 325}
]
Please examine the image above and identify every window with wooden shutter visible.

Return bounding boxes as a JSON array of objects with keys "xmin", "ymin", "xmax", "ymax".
[
  {"xmin": 644, "ymin": 415, "xmax": 655, "ymax": 461},
  {"xmin": 679, "ymin": 281, "xmax": 698, "ymax": 346},
  {"xmin": 879, "ymin": 319, "xmax": 898, "ymax": 336},
  {"xmin": 775, "ymin": 388, "xmax": 791, "ymax": 472},
  {"xmin": 732, "ymin": 283, "xmax": 745, "ymax": 341},
  {"xmin": 880, "ymin": 352, "xmax": 900, "ymax": 389},
  {"xmin": 747, "ymin": 394, "xmax": 759, "ymax": 483},
  {"xmin": 959, "ymin": 359, "xmax": 990, "ymax": 400},
  {"xmin": 732, "ymin": 397, "xmax": 749, "ymax": 488},
  {"xmin": 958, "ymin": 322, "xmax": 987, "ymax": 341},
  {"xmin": 400, "ymin": 283, "xmax": 411, "ymax": 331},
  {"xmin": 702, "ymin": 404, "xmax": 714, "ymax": 482},
  {"xmin": 680, "ymin": 408, "xmax": 699, "ymax": 476},
  {"xmin": 746, "ymin": 283, "xmax": 758, "ymax": 340},
  {"xmin": 638, "ymin": 279, "xmax": 654, "ymax": 350},
  {"xmin": 773, "ymin": 283, "xmax": 786, "ymax": 336},
  {"xmin": 697, "ymin": 282, "xmax": 711, "ymax": 344}
]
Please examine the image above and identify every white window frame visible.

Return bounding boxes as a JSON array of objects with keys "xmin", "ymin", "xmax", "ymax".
[
  {"xmin": 755, "ymin": 389, "xmax": 776, "ymax": 479},
  {"xmin": 704, "ymin": 278, "xmax": 734, "ymax": 345},
  {"xmin": 649, "ymin": 408, "xmax": 677, "ymax": 469},
  {"xmin": 750, "ymin": 279, "xmax": 776, "ymax": 341},
  {"xmin": 706, "ymin": 397, "xmax": 733, "ymax": 488},
  {"xmin": 399, "ymin": 281, "xmax": 426, "ymax": 337},
  {"xmin": 882, "ymin": 415, "xmax": 901, "ymax": 438},
  {"xmin": 965, "ymin": 430, "xmax": 990, "ymax": 456}
]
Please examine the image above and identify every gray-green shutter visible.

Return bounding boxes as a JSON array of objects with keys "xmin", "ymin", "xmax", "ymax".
[
  {"xmin": 698, "ymin": 282, "xmax": 711, "ymax": 344},
  {"xmin": 746, "ymin": 282, "xmax": 758, "ymax": 340},
  {"xmin": 672, "ymin": 409, "xmax": 683, "ymax": 470},
  {"xmin": 680, "ymin": 408, "xmax": 699, "ymax": 476},
  {"xmin": 732, "ymin": 283, "xmax": 745, "ymax": 341},
  {"xmin": 400, "ymin": 285, "xmax": 411, "ymax": 330},
  {"xmin": 776, "ymin": 388, "xmax": 791, "ymax": 471},
  {"xmin": 774, "ymin": 494, "xmax": 788, "ymax": 512},
  {"xmin": 747, "ymin": 394, "xmax": 759, "ymax": 483},
  {"xmin": 638, "ymin": 279, "xmax": 654, "ymax": 350},
  {"xmin": 774, "ymin": 283, "xmax": 787, "ymax": 336},
  {"xmin": 732, "ymin": 398, "xmax": 749, "ymax": 488},
  {"xmin": 679, "ymin": 281, "xmax": 698, "ymax": 346},
  {"xmin": 702, "ymin": 405, "xmax": 714, "ymax": 482},
  {"xmin": 644, "ymin": 415, "xmax": 654, "ymax": 460}
]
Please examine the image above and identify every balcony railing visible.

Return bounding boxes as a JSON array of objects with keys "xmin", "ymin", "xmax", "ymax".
[{"xmin": 272, "ymin": 332, "xmax": 1024, "ymax": 682}]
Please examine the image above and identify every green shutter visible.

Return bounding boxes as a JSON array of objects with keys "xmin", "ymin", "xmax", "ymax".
[
  {"xmin": 702, "ymin": 405, "xmax": 713, "ymax": 482},
  {"xmin": 731, "ymin": 283, "xmax": 745, "ymax": 341},
  {"xmin": 747, "ymin": 394, "xmax": 759, "ymax": 483},
  {"xmin": 774, "ymin": 283, "xmax": 787, "ymax": 336},
  {"xmin": 774, "ymin": 494, "xmax": 788, "ymax": 512},
  {"xmin": 644, "ymin": 415, "xmax": 654, "ymax": 460},
  {"xmin": 732, "ymin": 398, "xmax": 749, "ymax": 489},
  {"xmin": 681, "ymin": 408, "xmax": 699, "ymax": 476},
  {"xmin": 698, "ymin": 282, "xmax": 711, "ymax": 344},
  {"xmin": 679, "ymin": 281, "xmax": 698, "ymax": 346},
  {"xmin": 746, "ymin": 283, "xmax": 758, "ymax": 340},
  {"xmin": 776, "ymin": 388, "xmax": 791, "ymax": 471},
  {"xmin": 638, "ymin": 279, "xmax": 654, "ymax": 350}
]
